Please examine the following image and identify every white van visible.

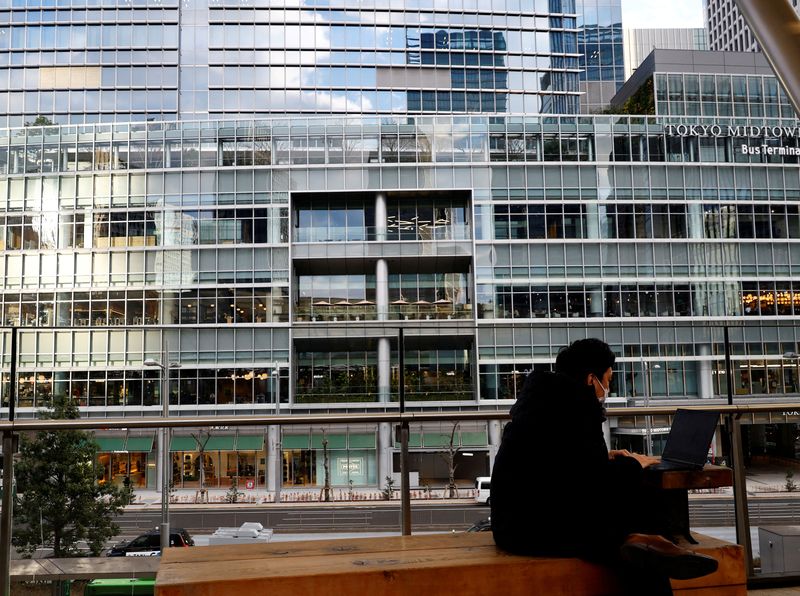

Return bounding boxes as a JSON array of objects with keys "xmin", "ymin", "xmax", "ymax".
[{"xmin": 474, "ymin": 476, "xmax": 491, "ymax": 505}]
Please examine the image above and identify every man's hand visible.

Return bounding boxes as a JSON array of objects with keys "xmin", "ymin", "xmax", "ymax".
[
  {"xmin": 626, "ymin": 453, "xmax": 660, "ymax": 468},
  {"xmin": 609, "ymin": 450, "xmax": 660, "ymax": 468}
]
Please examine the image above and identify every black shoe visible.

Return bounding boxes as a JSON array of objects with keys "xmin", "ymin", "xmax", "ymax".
[{"xmin": 620, "ymin": 534, "xmax": 719, "ymax": 580}]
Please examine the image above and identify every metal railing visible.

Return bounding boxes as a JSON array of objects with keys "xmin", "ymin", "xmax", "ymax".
[{"xmin": 3, "ymin": 401, "xmax": 800, "ymax": 590}]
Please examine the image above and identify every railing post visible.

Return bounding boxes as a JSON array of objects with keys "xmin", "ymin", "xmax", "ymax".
[
  {"xmin": 1, "ymin": 326, "xmax": 17, "ymax": 596},
  {"xmin": 1, "ymin": 432, "xmax": 16, "ymax": 596},
  {"xmin": 730, "ymin": 414, "xmax": 753, "ymax": 576},
  {"xmin": 723, "ymin": 325, "xmax": 753, "ymax": 575},
  {"xmin": 398, "ymin": 329, "xmax": 411, "ymax": 536}
]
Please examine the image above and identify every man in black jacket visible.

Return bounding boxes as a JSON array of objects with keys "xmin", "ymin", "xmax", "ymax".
[{"xmin": 491, "ymin": 338, "xmax": 717, "ymax": 593}]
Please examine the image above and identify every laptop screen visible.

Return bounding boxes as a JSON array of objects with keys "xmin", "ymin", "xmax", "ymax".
[{"xmin": 661, "ymin": 409, "xmax": 719, "ymax": 466}]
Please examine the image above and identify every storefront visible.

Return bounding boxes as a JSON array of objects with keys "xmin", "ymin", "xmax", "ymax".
[
  {"xmin": 390, "ymin": 428, "xmax": 490, "ymax": 487},
  {"xmin": 281, "ymin": 431, "xmax": 377, "ymax": 487},
  {"xmin": 169, "ymin": 433, "xmax": 265, "ymax": 490},
  {"xmin": 95, "ymin": 435, "xmax": 155, "ymax": 489}
]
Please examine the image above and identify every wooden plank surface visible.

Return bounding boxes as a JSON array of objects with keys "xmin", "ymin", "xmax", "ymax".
[
  {"xmin": 12, "ymin": 556, "xmax": 159, "ymax": 581},
  {"xmin": 645, "ymin": 464, "xmax": 733, "ymax": 490},
  {"xmin": 156, "ymin": 532, "xmax": 745, "ymax": 596},
  {"xmin": 161, "ymin": 531, "xmax": 494, "ymax": 564}
]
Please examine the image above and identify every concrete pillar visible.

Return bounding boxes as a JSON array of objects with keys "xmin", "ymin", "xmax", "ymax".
[
  {"xmin": 687, "ymin": 203, "xmax": 704, "ymax": 239},
  {"xmin": 376, "ymin": 259, "xmax": 389, "ymax": 321},
  {"xmin": 161, "ymin": 294, "xmax": 178, "ymax": 326},
  {"xmin": 487, "ymin": 420, "xmax": 503, "ymax": 471},
  {"xmin": 378, "ymin": 422, "xmax": 393, "ymax": 488},
  {"xmin": 698, "ymin": 344, "xmax": 714, "ymax": 399},
  {"xmin": 378, "ymin": 337, "xmax": 391, "ymax": 403},
  {"xmin": 267, "ymin": 425, "xmax": 281, "ymax": 500},
  {"xmin": 584, "ymin": 203, "xmax": 604, "ymax": 317},
  {"xmin": 82, "ymin": 211, "xmax": 93, "ymax": 249},
  {"xmin": 375, "ymin": 192, "xmax": 387, "ymax": 241}
]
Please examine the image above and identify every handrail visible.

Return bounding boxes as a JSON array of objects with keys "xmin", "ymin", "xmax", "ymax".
[{"xmin": 2, "ymin": 402, "xmax": 800, "ymax": 432}]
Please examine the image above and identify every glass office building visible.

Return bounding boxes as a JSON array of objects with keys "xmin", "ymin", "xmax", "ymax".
[
  {"xmin": 575, "ymin": 0, "xmax": 623, "ymax": 113},
  {"xmin": 0, "ymin": 0, "xmax": 583, "ymax": 127},
  {"xmin": 3, "ymin": 108, "xmax": 800, "ymax": 489}
]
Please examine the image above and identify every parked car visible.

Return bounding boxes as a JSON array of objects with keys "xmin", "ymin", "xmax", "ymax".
[
  {"xmin": 85, "ymin": 579, "xmax": 155, "ymax": 595},
  {"xmin": 474, "ymin": 476, "xmax": 491, "ymax": 505},
  {"xmin": 466, "ymin": 517, "xmax": 491, "ymax": 532},
  {"xmin": 107, "ymin": 528, "xmax": 194, "ymax": 557}
]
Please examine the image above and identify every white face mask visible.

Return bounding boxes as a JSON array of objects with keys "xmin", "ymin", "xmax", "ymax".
[{"xmin": 592, "ymin": 376, "xmax": 610, "ymax": 402}]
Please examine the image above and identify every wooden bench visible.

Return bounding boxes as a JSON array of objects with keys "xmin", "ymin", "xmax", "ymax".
[{"xmin": 155, "ymin": 531, "xmax": 746, "ymax": 596}]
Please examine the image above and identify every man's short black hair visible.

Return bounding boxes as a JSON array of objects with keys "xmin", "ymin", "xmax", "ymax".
[{"xmin": 555, "ymin": 338, "xmax": 616, "ymax": 384}]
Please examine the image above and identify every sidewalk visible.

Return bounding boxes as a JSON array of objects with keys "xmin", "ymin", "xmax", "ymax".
[
  {"xmin": 124, "ymin": 464, "xmax": 800, "ymax": 507},
  {"xmin": 126, "ymin": 487, "xmax": 478, "ymax": 507}
]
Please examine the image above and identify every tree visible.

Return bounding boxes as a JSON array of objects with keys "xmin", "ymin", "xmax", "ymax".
[
  {"xmin": 189, "ymin": 431, "xmax": 212, "ymax": 501},
  {"xmin": 787, "ymin": 470, "xmax": 798, "ymax": 492},
  {"xmin": 13, "ymin": 395, "xmax": 127, "ymax": 557},
  {"xmin": 439, "ymin": 423, "xmax": 461, "ymax": 499},
  {"xmin": 319, "ymin": 431, "xmax": 332, "ymax": 502},
  {"xmin": 24, "ymin": 116, "xmax": 54, "ymax": 127}
]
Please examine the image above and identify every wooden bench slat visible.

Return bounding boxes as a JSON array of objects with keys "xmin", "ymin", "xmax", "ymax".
[
  {"xmin": 155, "ymin": 532, "xmax": 746, "ymax": 596},
  {"xmin": 161, "ymin": 532, "xmax": 493, "ymax": 564}
]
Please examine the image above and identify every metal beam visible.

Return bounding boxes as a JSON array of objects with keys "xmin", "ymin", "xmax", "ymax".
[
  {"xmin": 734, "ymin": 0, "xmax": 800, "ymax": 116},
  {"xmin": 4, "ymin": 403, "xmax": 800, "ymax": 433}
]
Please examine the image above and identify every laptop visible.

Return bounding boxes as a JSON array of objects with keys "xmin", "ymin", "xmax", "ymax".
[{"xmin": 646, "ymin": 409, "xmax": 719, "ymax": 472}]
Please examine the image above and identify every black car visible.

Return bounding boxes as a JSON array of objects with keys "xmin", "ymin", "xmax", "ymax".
[
  {"xmin": 107, "ymin": 528, "xmax": 194, "ymax": 556},
  {"xmin": 466, "ymin": 517, "xmax": 491, "ymax": 532}
]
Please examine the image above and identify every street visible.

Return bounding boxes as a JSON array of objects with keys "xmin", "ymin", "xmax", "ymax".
[{"xmin": 9, "ymin": 495, "xmax": 800, "ymax": 559}]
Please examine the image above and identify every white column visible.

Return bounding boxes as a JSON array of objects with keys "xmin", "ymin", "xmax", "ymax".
[
  {"xmin": 378, "ymin": 337, "xmax": 391, "ymax": 403},
  {"xmin": 375, "ymin": 192, "xmax": 387, "ymax": 241},
  {"xmin": 698, "ymin": 344, "xmax": 714, "ymax": 399},
  {"xmin": 376, "ymin": 259, "xmax": 389, "ymax": 322},
  {"xmin": 82, "ymin": 211, "xmax": 93, "ymax": 249},
  {"xmin": 267, "ymin": 425, "xmax": 281, "ymax": 501},
  {"xmin": 487, "ymin": 420, "xmax": 502, "ymax": 471},
  {"xmin": 378, "ymin": 422, "xmax": 393, "ymax": 488}
]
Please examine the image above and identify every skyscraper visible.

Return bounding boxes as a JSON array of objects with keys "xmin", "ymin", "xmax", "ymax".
[
  {"xmin": 623, "ymin": 28, "xmax": 706, "ymax": 80},
  {"xmin": 575, "ymin": 0, "xmax": 624, "ymax": 113},
  {"xmin": 705, "ymin": 0, "xmax": 800, "ymax": 52},
  {"xmin": 0, "ymin": 0, "xmax": 586, "ymax": 128}
]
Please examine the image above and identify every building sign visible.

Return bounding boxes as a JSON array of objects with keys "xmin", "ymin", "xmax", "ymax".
[
  {"xmin": 665, "ymin": 124, "xmax": 800, "ymax": 138},
  {"xmin": 738, "ymin": 144, "xmax": 800, "ymax": 156},
  {"xmin": 665, "ymin": 124, "xmax": 800, "ymax": 157},
  {"xmin": 337, "ymin": 457, "xmax": 363, "ymax": 476}
]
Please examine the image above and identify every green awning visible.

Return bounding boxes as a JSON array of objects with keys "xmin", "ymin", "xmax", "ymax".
[
  {"xmin": 95, "ymin": 437, "xmax": 126, "ymax": 452},
  {"xmin": 237, "ymin": 435, "xmax": 265, "ymax": 451},
  {"xmin": 349, "ymin": 433, "xmax": 376, "ymax": 449},
  {"xmin": 170, "ymin": 436, "xmax": 198, "ymax": 452},
  {"xmin": 282, "ymin": 435, "xmax": 309, "ymax": 450},
  {"xmin": 394, "ymin": 433, "xmax": 422, "ymax": 449},
  {"xmin": 204, "ymin": 436, "xmax": 236, "ymax": 451},
  {"xmin": 422, "ymin": 433, "xmax": 453, "ymax": 448},
  {"xmin": 460, "ymin": 431, "xmax": 488, "ymax": 447},
  {"xmin": 311, "ymin": 433, "xmax": 346, "ymax": 450},
  {"xmin": 125, "ymin": 436, "xmax": 154, "ymax": 452}
]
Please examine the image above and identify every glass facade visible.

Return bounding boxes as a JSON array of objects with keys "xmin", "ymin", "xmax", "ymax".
[
  {"xmin": 575, "ymin": 0, "xmax": 623, "ymax": 113},
  {"xmin": 1, "ymin": 114, "xmax": 800, "ymax": 413},
  {"xmin": 1, "ymin": 81, "xmax": 800, "ymax": 486},
  {"xmin": 654, "ymin": 72, "xmax": 797, "ymax": 120},
  {"xmin": 0, "ymin": 0, "xmax": 584, "ymax": 127}
]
